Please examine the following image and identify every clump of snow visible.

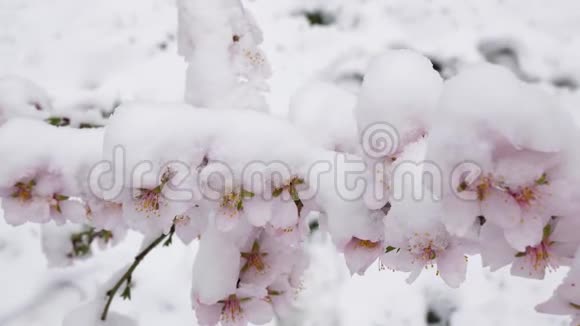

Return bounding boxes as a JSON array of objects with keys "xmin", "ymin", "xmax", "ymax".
[
  {"xmin": 41, "ymin": 221, "xmax": 83, "ymax": 267},
  {"xmin": 0, "ymin": 76, "xmax": 52, "ymax": 125},
  {"xmin": 356, "ymin": 49, "xmax": 443, "ymax": 158},
  {"xmin": 289, "ymin": 81, "xmax": 359, "ymax": 154},
  {"xmin": 178, "ymin": 0, "xmax": 271, "ymax": 111},
  {"xmin": 191, "ymin": 225, "xmax": 241, "ymax": 305}
]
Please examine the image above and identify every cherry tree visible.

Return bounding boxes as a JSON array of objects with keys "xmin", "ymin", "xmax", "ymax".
[{"xmin": 0, "ymin": 0, "xmax": 579, "ymax": 325}]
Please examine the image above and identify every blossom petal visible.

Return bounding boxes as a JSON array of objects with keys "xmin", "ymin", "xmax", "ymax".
[
  {"xmin": 436, "ymin": 246, "xmax": 467, "ymax": 288},
  {"xmin": 511, "ymin": 254, "xmax": 546, "ymax": 280},
  {"xmin": 480, "ymin": 189, "xmax": 520, "ymax": 229},
  {"xmin": 244, "ymin": 299, "xmax": 274, "ymax": 325},
  {"xmin": 343, "ymin": 239, "xmax": 383, "ymax": 276},
  {"xmin": 2, "ymin": 197, "xmax": 49, "ymax": 225},
  {"xmin": 480, "ymin": 223, "xmax": 516, "ymax": 271},
  {"xmin": 503, "ymin": 216, "xmax": 544, "ymax": 251},
  {"xmin": 193, "ymin": 301, "xmax": 221, "ymax": 326},
  {"xmin": 441, "ymin": 196, "xmax": 479, "ymax": 236},
  {"xmin": 243, "ymin": 198, "xmax": 272, "ymax": 227},
  {"xmin": 269, "ymin": 199, "xmax": 298, "ymax": 229}
]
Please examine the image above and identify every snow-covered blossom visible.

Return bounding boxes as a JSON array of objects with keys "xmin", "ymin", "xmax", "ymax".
[
  {"xmin": 356, "ymin": 49, "xmax": 442, "ymax": 161},
  {"xmin": 116, "ymin": 168, "xmax": 192, "ymax": 235},
  {"xmin": 173, "ymin": 204, "xmax": 210, "ymax": 244},
  {"xmin": 194, "ymin": 284, "xmax": 273, "ymax": 326},
  {"xmin": 422, "ymin": 63, "xmax": 580, "ymax": 259},
  {"xmin": 354, "ymin": 50, "xmax": 442, "ymax": 211},
  {"xmin": 380, "ymin": 199, "xmax": 469, "ymax": 288},
  {"xmin": 0, "ymin": 175, "xmax": 85, "ymax": 225},
  {"xmin": 481, "ymin": 218, "xmax": 578, "ymax": 280},
  {"xmin": 85, "ymin": 198, "xmax": 126, "ymax": 234},
  {"xmin": 213, "ymin": 188, "xmax": 261, "ymax": 231},
  {"xmin": 239, "ymin": 232, "xmax": 302, "ymax": 286},
  {"xmin": 444, "ymin": 149, "xmax": 579, "ymax": 251},
  {"xmin": 177, "ymin": 0, "xmax": 270, "ymax": 111},
  {"xmin": 4, "ymin": 13, "xmax": 580, "ymax": 324},
  {"xmin": 0, "ymin": 118, "xmax": 102, "ymax": 226}
]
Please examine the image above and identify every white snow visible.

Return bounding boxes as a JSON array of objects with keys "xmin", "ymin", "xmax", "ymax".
[{"xmin": 1, "ymin": 0, "xmax": 580, "ymax": 325}]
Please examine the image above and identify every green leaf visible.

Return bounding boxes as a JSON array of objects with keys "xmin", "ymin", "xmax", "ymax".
[
  {"xmin": 79, "ymin": 123, "xmax": 103, "ymax": 129},
  {"xmin": 291, "ymin": 178, "xmax": 305, "ymax": 186},
  {"xmin": 121, "ymin": 285, "xmax": 131, "ymax": 300},
  {"xmin": 241, "ymin": 189, "xmax": 254, "ymax": 198},
  {"xmin": 99, "ymin": 230, "xmax": 113, "ymax": 243},
  {"xmin": 542, "ymin": 224, "xmax": 552, "ymax": 240},
  {"xmin": 163, "ymin": 224, "xmax": 176, "ymax": 247},
  {"xmin": 54, "ymin": 194, "xmax": 69, "ymax": 201},
  {"xmin": 289, "ymin": 186, "xmax": 300, "ymax": 202},
  {"xmin": 515, "ymin": 252, "xmax": 527, "ymax": 257},
  {"xmin": 272, "ymin": 188, "xmax": 284, "ymax": 197},
  {"xmin": 46, "ymin": 116, "xmax": 70, "ymax": 127},
  {"xmin": 385, "ymin": 246, "xmax": 397, "ymax": 253},
  {"xmin": 267, "ymin": 290, "xmax": 283, "ymax": 296},
  {"xmin": 535, "ymin": 173, "xmax": 549, "ymax": 185},
  {"xmin": 302, "ymin": 10, "xmax": 335, "ymax": 26}
]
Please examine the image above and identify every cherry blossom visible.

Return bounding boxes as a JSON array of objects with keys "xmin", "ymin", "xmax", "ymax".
[
  {"xmin": 194, "ymin": 284, "xmax": 273, "ymax": 326},
  {"xmin": 381, "ymin": 200, "xmax": 469, "ymax": 288}
]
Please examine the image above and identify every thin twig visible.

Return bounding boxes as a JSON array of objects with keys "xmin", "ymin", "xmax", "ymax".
[{"xmin": 100, "ymin": 225, "xmax": 174, "ymax": 321}]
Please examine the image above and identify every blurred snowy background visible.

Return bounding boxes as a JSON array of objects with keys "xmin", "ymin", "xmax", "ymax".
[{"xmin": 1, "ymin": 0, "xmax": 579, "ymax": 325}]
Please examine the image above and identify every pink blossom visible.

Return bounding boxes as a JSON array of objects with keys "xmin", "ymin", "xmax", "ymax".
[
  {"xmin": 343, "ymin": 237, "xmax": 383, "ymax": 276},
  {"xmin": 238, "ymin": 233, "xmax": 298, "ymax": 287},
  {"xmin": 194, "ymin": 285, "xmax": 273, "ymax": 326},
  {"xmin": 381, "ymin": 208, "xmax": 468, "ymax": 288},
  {"xmin": 481, "ymin": 220, "xmax": 577, "ymax": 279},
  {"xmin": 1, "ymin": 176, "xmax": 84, "ymax": 225}
]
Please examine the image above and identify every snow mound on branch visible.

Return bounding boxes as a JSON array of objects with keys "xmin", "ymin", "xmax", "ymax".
[
  {"xmin": 0, "ymin": 119, "xmax": 102, "ymax": 192},
  {"xmin": 356, "ymin": 49, "xmax": 443, "ymax": 153},
  {"xmin": 0, "ymin": 119, "xmax": 102, "ymax": 190},
  {"xmin": 103, "ymin": 103, "xmax": 381, "ymax": 255},
  {"xmin": 103, "ymin": 103, "xmax": 315, "ymax": 190},
  {"xmin": 41, "ymin": 221, "xmax": 84, "ymax": 267},
  {"xmin": 0, "ymin": 76, "xmax": 52, "ymax": 126},
  {"xmin": 434, "ymin": 64, "xmax": 576, "ymax": 153},
  {"xmin": 289, "ymin": 81, "xmax": 359, "ymax": 154}
]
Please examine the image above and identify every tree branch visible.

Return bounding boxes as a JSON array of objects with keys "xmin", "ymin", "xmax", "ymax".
[{"xmin": 100, "ymin": 224, "xmax": 175, "ymax": 321}]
